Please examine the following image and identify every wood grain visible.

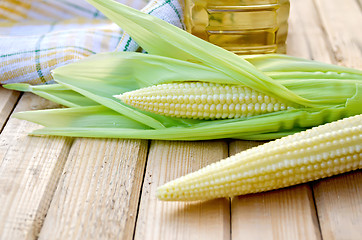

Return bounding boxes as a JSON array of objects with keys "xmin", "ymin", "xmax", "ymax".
[
  {"xmin": 0, "ymin": 88, "xmax": 20, "ymax": 131},
  {"xmin": 38, "ymin": 138, "xmax": 148, "ymax": 240},
  {"xmin": 313, "ymin": 171, "xmax": 362, "ymax": 240},
  {"xmin": 0, "ymin": 93, "xmax": 73, "ymax": 240},
  {"xmin": 134, "ymin": 140, "xmax": 230, "ymax": 240},
  {"xmin": 287, "ymin": 0, "xmax": 333, "ymax": 63},
  {"xmin": 314, "ymin": 0, "xmax": 362, "ymax": 68},
  {"xmin": 311, "ymin": 0, "xmax": 362, "ymax": 239},
  {"xmin": 229, "ymin": 141, "xmax": 321, "ymax": 240}
]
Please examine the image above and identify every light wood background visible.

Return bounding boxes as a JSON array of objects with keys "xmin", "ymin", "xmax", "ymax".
[{"xmin": 0, "ymin": 0, "xmax": 361, "ymax": 239}]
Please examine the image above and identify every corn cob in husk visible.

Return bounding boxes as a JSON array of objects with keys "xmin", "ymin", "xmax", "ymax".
[{"xmin": 3, "ymin": 0, "xmax": 362, "ymax": 141}]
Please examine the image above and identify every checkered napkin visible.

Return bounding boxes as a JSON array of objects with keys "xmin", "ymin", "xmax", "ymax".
[{"xmin": 0, "ymin": 0, "xmax": 184, "ymax": 85}]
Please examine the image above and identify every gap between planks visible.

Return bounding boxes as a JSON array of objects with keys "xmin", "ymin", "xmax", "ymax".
[{"xmin": 0, "ymin": 87, "xmax": 21, "ymax": 132}]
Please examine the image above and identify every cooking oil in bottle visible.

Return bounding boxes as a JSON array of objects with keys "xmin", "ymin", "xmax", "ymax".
[{"xmin": 182, "ymin": 0, "xmax": 290, "ymax": 54}]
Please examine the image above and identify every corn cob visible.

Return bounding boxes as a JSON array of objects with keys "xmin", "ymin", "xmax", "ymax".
[
  {"xmin": 157, "ymin": 114, "xmax": 362, "ymax": 201},
  {"xmin": 116, "ymin": 82, "xmax": 291, "ymax": 119}
]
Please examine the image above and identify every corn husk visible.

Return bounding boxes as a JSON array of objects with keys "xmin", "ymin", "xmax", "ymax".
[
  {"xmin": 3, "ymin": 0, "xmax": 362, "ymax": 141},
  {"xmin": 4, "ymin": 83, "xmax": 97, "ymax": 107}
]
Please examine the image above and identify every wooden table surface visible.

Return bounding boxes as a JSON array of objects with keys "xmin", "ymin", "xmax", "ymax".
[{"xmin": 0, "ymin": 0, "xmax": 361, "ymax": 239}]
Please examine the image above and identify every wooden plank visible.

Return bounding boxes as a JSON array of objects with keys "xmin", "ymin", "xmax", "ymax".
[
  {"xmin": 38, "ymin": 138, "xmax": 148, "ymax": 240},
  {"xmin": 229, "ymin": 141, "xmax": 321, "ymax": 240},
  {"xmin": 287, "ymin": 0, "xmax": 334, "ymax": 62},
  {"xmin": 311, "ymin": 0, "xmax": 362, "ymax": 239},
  {"xmin": 134, "ymin": 140, "xmax": 230, "ymax": 240},
  {"xmin": 0, "ymin": 93, "xmax": 73, "ymax": 240},
  {"xmin": 0, "ymin": 87, "xmax": 20, "ymax": 130},
  {"xmin": 314, "ymin": 0, "xmax": 362, "ymax": 68},
  {"xmin": 313, "ymin": 171, "xmax": 362, "ymax": 240}
]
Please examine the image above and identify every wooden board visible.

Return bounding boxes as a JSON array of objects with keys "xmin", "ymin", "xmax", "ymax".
[
  {"xmin": 38, "ymin": 138, "xmax": 148, "ymax": 240},
  {"xmin": 313, "ymin": 171, "xmax": 362, "ymax": 240},
  {"xmin": 314, "ymin": 0, "xmax": 362, "ymax": 68},
  {"xmin": 0, "ymin": 93, "xmax": 73, "ymax": 240},
  {"xmin": 287, "ymin": 0, "xmax": 333, "ymax": 62},
  {"xmin": 134, "ymin": 140, "xmax": 230, "ymax": 240}
]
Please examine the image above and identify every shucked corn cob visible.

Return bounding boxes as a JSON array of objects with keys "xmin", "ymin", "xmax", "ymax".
[
  {"xmin": 157, "ymin": 114, "xmax": 362, "ymax": 201},
  {"xmin": 116, "ymin": 82, "xmax": 291, "ymax": 119}
]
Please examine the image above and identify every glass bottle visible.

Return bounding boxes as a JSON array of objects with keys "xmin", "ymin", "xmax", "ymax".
[{"xmin": 182, "ymin": 0, "xmax": 290, "ymax": 54}]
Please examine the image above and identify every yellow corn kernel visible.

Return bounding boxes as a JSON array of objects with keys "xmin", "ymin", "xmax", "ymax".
[
  {"xmin": 115, "ymin": 82, "xmax": 291, "ymax": 119},
  {"xmin": 156, "ymin": 114, "xmax": 362, "ymax": 201}
]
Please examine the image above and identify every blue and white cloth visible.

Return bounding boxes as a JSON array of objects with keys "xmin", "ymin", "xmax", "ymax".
[{"xmin": 0, "ymin": 0, "xmax": 184, "ymax": 85}]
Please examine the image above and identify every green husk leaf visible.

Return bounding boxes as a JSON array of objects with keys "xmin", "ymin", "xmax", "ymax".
[
  {"xmin": 3, "ymin": 83, "xmax": 98, "ymax": 107},
  {"xmin": 25, "ymin": 108, "xmax": 347, "ymax": 140},
  {"xmin": 52, "ymin": 52, "xmax": 238, "ymax": 128},
  {"xmin": 244, "ymin": 54, "xmax": 362, "ymax": 79},
  {"xmin": 275, "ymin": 80, "xmax": 359, "ymax": 104},
  {"xmin": 244, "ymin": 54, "xmax": 362, "ymax": 105},
  {"xmin": 52, "ymin": 52, "xmax": 239, "ymax": 87},
  {"xmin": 86, "ymin": 0, "xmax": 316, "ymax": 107},
  {"xmin": 52, "ymin": 55, "xmax": 168, "ymax": 129},
  {"xmin": 14, "ymin": 105, "xmax": 150, "ymax": 129}
]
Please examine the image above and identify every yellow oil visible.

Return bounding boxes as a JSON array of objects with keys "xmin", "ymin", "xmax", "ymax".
[{"xmin": 182, "ymin": 0, "xmax": 290, "ymax": 54}]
